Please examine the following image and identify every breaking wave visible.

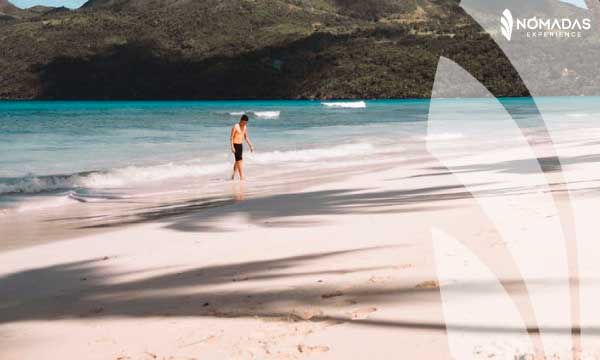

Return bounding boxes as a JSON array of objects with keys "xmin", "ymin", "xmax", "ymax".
[
  {"xmin": 252, "ymin": 111, "xmax": 280, "ymax": 119},
  {"xmin": 0, "ymin": 162, "xmax": 230, "ymax": 195},
  {"xmin": 0, "ymin": 142, "xmax": 382, "ymax": 195},
  {"xmin": 249, "ymin": 143, "xmax": 375, "ymax": 164},
  {"xmin": 322, "ymin": 101, "xmax": 367, "ymax": 109},
  {"xmin": 228, "ymin": 111, "xmax": 281, "ymax": 119},
  {"xmin": 420, "ymin": 133, "xmax": 465, "ymax": 141}
]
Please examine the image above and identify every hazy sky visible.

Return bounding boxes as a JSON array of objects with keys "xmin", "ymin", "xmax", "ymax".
[
  {"xmin": 560, "ymin": 0, "xmax": 589, "ymax": 8},
  {"xmin": 9, "ymin": 0, "xmax": 590, "ymax": 10},
  {"xmin": 11, "ymin": 0, "xmax": 87, "ymax": 8}
]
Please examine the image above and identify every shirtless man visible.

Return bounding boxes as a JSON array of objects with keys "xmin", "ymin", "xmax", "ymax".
[{"xmin": 230, "ymin": 114, "xmax": 254, "ymax": 180}]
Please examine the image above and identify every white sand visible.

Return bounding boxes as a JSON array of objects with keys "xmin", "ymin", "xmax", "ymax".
[{"xmin": 2, "ymin": 136, "xmax": 600, "ymax": 359}]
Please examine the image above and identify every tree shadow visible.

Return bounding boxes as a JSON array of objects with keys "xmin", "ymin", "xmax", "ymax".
[
  {"xmin": 0, "ymin": 247, "xmax": 415, "ymax": 324},
  {"xmin": 1, "ymin": 248, "xmax": 594, "ymax": 335},
  {"xmin": 58, "ymin": 173, "xmax": 584, "ymax": 234},
  {"xmin": 426, "ymin": 153, "xmax": 600, "ymax": 176},
  {"xmin": 63, "ymin": 185, "xmax": 481, "ymax": 232}
]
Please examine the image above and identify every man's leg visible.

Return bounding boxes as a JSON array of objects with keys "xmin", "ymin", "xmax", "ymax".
[
  {"xmin": 238, "ymin": 160, "xmax": 244, "ymax": 180},
  {"xmin": 231, "ymin": 162, "xmax": 238, "ymax": 180}
]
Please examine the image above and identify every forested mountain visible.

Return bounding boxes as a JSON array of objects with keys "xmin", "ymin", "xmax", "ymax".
[{"xmin": 0, "ymin": 0, "xmax": 596, "ymax": 99}]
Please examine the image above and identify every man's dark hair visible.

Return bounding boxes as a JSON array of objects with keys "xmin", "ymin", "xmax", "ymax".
[{"xmin": 241, "ymin": 115, "xmax": 249, "ymax": 122}]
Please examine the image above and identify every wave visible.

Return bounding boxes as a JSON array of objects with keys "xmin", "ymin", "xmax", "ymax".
[
  {"xmin": 0, "ymin": 162, "xmax": 230, "ymax": 195},
  {"xmin": 420, "ymin": 133, "xmax": 465, "ymax": 141},
  {"xmin": 322, "ymin": 101, "xmax": 367, "ymax": 109},
  {"xmin": 566, "ymin": 113, "xmax": 600, "ymax": 118},
  {"xmin": 0, "ymin": 142, "xmax": 382, "ymax": 195},
  {"xmin": 13, "ymin": 195, "xmax": 78, "ymax": 213},
  {"xmin": 228, "ymin": 111, "xmax": 281, "ymax": 119},
  {"xmin": 249, "ymin": 143, "xmax": 375, "ymax": 164},
  {"xmin": 0, "ymin": 191, "xmax": 120, "ymax": 214},
  {"xmin": 0, "ymin": 176, "xmax": 68, "ymax": 195},
  {"xmin": 252, "ymin": 111, "xmax": 280, "ymax": 119}
]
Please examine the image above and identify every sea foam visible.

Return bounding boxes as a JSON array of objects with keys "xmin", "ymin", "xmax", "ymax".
[
  {"xmin": 249, "ymin": 143, "xmax": 375, "ymax": 164},
  {"xmin": 14, "ymin": 195, "xmax": 77, "ymax": 213},
  {"xmin": 421, "ymin": 133, "xmax": 465, "ymax": 141},
  {"xmin": 0, "ymin": 162, "xmax": 230, "ymax": 195},
  {"xmin": 0, "ymin": 143, "xmax": 379, "ymax": 194},
  {"xmin": 252, "ymin": 111, "xmax": 280, "ymax": 119},
  {"xmin": 228, "ymin": 111, "xmax": 281, "ymax": 119},
  {"xmin": 322, "ymin": 101, "xmax": 367, "ymax": 109}
]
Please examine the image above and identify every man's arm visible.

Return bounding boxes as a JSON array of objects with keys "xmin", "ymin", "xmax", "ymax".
[
  {"xmin": 230, "ymin": 126, "xmax": 236, "ymax": 153},
  {"xmin": 244, "ymin": 129, "xmax": 254, "ymax": 152}
]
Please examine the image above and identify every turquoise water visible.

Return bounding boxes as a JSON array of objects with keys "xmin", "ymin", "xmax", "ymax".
[
  {"xmin": 1, "ymin": 97, "xmax": 598, "ymax": 210},
  {"xmin": 0, "ymin": 100, "xmax": 428, "ymax": 190}
]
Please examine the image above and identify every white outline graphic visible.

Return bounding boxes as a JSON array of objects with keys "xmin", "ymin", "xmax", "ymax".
[{"xmin": 501, "ymin": 9, "xmax": 514, "ymax": 41}]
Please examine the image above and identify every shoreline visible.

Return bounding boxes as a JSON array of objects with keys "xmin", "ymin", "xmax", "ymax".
[
  {"xmin": 0, "ymin": 156, "xmax": 408, "ymax": 252},
  {"xmin": 3, "ymin": 97, "xmax": 600, "ymax": 358},
  {"xmin": 4, "ymin": 134, "xmax": 600, "ymax": 358},
  {"xmin": 0, "ymin": 149, "xmax": 457, "ymax": 359}
]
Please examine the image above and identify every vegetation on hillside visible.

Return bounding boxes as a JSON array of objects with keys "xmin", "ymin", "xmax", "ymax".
[{"xmin": 0, "ymin": 0, "xmax": 597, "ymax": 99}]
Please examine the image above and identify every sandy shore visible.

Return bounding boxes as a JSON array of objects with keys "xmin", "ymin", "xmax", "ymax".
[{"xmin": 3, "ymin": 134, "xmax": 600, "ymax": 359}]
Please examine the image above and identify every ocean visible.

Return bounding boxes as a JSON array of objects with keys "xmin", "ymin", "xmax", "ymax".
[{"xmin": 1, "ymin": 97, "xmax": 599, "ymax": 214}]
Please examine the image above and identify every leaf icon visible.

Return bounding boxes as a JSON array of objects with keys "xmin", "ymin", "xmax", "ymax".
[
  {"xmin": 501, "ymin": 9, "xmax": 514, "ymax": 40},
  {"xmin": 428, "ymin": 57, "xmax": 574, "ymax": 359}
]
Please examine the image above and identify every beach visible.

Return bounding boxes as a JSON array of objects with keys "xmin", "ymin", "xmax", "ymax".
[{"xmin": 3, "ymin": 98, "xmax": 600, "ymax": 359}]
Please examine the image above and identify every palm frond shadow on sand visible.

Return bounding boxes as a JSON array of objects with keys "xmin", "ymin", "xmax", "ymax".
[
  {"xmin": 0, "ymin": 246, "xmax": 591, "ymax": 335},
  {"xmin": 73, "ymin": 185, "xmax": 473, "ymax": 232}
]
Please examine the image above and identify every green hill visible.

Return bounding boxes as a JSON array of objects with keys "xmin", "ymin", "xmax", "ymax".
[{"xmin": 0, "ymin": 0, "xmax": 594, "ymax": 99}]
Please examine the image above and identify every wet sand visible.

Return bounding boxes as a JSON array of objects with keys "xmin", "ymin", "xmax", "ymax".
[{"xmin": 2, "ymin": 135, "xmax": 600, "ymax": 359}]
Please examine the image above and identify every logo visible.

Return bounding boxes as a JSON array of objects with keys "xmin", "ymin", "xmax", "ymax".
[
  {"xmin": 501, "ymin": 9, "xmax": 514, "ymax": 41},
  {"xmin": 500, "ymin": 8, "xmax": 592, "ymax": 41}
]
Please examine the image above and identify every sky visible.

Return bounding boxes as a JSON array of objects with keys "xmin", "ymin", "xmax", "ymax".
[
  {"xmin": 8, "ymin": 0, "xmax": 590, "ymax": 10},
  {"xmin": 560, "ymin": 0, "xmax": 589, "ymax": 8},
  {"xmin": 10, "ymin": 0, "xmax": 87, "ymax": 9}
]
